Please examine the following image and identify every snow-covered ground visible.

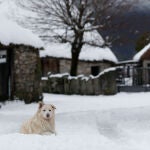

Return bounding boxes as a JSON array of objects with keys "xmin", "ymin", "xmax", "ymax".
[{"xmin": 1, "ymin": 93, "xmax": 150, "ymax": 150}]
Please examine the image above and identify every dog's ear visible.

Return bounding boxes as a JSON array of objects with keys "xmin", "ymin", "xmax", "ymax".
[
  {"xmin": 51, "ymin": 104, "xmax": 56, "ymax": 110},
  {"xmin": 38, "ymin": 101, "xmax": 44, "ymax": 109}
]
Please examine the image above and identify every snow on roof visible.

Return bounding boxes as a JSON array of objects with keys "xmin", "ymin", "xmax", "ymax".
[
  {"xmin": 0, "ymin": 0, "xmax": 117, "ymax": 62},
  {"xmin": 40, "ymin": 43, "xmax": 118, "ymax": 63},
  {"xmin": 0, "ymin": 17, "xmax": 44, "ymax": 48},
  {"xmin": 0, "ymin": 0, "xmax": 116, "ymax": 62},
  {"xmin": 83, "ymin": 27, "xmax": 104, "ymax": 46},
  {"xmin": 37, "ymin": 1, "xmax": 117, "ymax": 63},
  {"xmin": 0, "ymin": 1, "xmax": 43, "ymax": 48},
  {"xmin": 117, "ymin": 60, "xmax": 137, "ymax": 65},
  {"xmin": 133, "ymin": 43, "xmax": 150, "ymax": 61}
]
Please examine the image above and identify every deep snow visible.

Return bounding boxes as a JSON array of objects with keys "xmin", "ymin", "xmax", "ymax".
[{"xmin": 1, "ymin": 93, "xmax": 150, "ymax": 150}]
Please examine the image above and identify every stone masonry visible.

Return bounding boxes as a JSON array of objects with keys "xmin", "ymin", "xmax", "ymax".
[
  {"xmin": 59, "ymin": 59, "xmax": 112, "ymax": 75},
  {"xmin": 13, "ymin": 46, "xmax": 42, "ymax": 104},
  {"xmin": 41, "ymin": 57, "xmax": 113, "ymax": 76},
  {"xmin": 41, "ymin": 69, "xmax": 117, "ymax": 95}
]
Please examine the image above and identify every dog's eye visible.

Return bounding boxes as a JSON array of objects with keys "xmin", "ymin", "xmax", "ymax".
[
  {"xmin": 49, "ymin": 110, "xmax": 51, "ymax": 112},
  {"xmin": 43, "ymin": 110, "xmax": 46, "ymax": 112}
]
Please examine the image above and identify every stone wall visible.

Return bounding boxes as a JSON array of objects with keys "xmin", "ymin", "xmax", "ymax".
[
  {"xmin": 41, "ymin": 68, "xmax": 117, "ymax": 95},
  {"xmin": 41, "ymin": 57, "xmax": 59, "ymax": 76},
  {"xmin": 13, "ymin": 46, "xmax": 42, "ymax": 104},
  {"xmin": 41, "ymin": 57, "xmax": 113, "ymax": 76},
  {"xmin": 59, "ymin": 59, "xmax": 112, "ymax": 75}
]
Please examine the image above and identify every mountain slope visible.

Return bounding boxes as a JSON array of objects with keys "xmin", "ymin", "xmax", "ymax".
[{"xmin": 100, "ymin": 0, "xmax": 150, "ymax": 60}]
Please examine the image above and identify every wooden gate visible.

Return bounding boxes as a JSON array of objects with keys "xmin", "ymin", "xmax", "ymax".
[{"xmin": 0, "ymin": 50, "xmax": 11, "ymax": 101}]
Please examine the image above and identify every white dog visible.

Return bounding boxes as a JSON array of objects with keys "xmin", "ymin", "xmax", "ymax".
[{"xmin": 20, "ymin": 101, "xmax": 56, "ymax": 135}]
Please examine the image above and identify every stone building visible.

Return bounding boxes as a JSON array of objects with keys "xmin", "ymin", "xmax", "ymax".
[
  {"xmin": 134, "ymin": 43, "xmax": 150, "ymax": 68},
  {"xmin": 133, "ymin": 43, "xmax": 150, "ymax": 84},
  {"xmin": 0, "ymin": 16, "xmax": 43, "ymax": 103},
  {"xmin": 115, "ymin": 43, "xmax": 150, "ymax": 93},
  {"xmin": 40, "ymin": 43, "xmax": 118, "ymax": 77}
]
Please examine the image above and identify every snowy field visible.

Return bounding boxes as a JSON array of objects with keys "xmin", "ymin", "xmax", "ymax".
[{"xmin": 1, "ymin": 93, "xmax": 150, "ymax": 150}]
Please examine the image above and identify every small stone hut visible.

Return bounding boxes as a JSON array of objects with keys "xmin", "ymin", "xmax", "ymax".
[
  {"xmin": 40, "ymin": 43, "xmax": 118, "ymax": 77},
  {"xmin": 133, "ymin": 43, "xmax": 150, "ymax": 84},
  {"xmin": 134, "ymin": 43, "xmax": 150, "ymax": 67},
  {"xmin": 0, "ymin": 16, "xmax": 43, "ymax": 103}
]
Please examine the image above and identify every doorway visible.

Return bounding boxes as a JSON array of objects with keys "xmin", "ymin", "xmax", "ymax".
[
  {"xmin": 0, "ymin": 49, "xmax": 12, "ymax": 101},
  {"xmin": 91, "ymin": 66, "xmax": 100, "ymax": 76}
]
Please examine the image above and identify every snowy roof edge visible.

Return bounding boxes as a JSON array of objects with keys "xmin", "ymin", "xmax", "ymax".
[{"xmin": 133, "ymin": 43, "xmax": 150, "ymax": 61}]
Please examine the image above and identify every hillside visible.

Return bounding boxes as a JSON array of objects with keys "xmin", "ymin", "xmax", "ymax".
[
  {"xmin": 112, "ymin": 10, "xmax": 150, "ymax": 60},
  {"xmin": 99, "ymin": 0, "xmax": 150, "ymax": 60}
]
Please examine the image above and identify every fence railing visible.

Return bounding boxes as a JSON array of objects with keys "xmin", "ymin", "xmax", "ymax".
[
  {"xmin": 117, "ymin": 67, "xmax": 150, "ymax": 86},
  {"xmin": 117, "ymin": 67, "xmax": 150, "ymax": 92}
]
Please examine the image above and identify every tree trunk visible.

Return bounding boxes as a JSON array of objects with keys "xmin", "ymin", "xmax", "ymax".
[
  {"xmin": 70, "ymin": 50, "xmax": 80, "ymax": 76},
  {"xmin": 70, "ymin": 32, "xmax": 84, "ymax": 76}
]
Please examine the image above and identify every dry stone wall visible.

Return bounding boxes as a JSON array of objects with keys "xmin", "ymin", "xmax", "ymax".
[
  {"xmin": 13, "ymin": 46, "xmax": 42, "ymax": 103},
  {"xmin": 59, "ymin": 59, "xmax": 112, "ymax": 75},
  {"xmin": 41, "ymin": 68, "xmax": 117, "ymax": 95}
]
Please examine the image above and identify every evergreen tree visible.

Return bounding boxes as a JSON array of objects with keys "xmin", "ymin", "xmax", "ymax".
[{"xmin": 135, "ymin": 32, "xmax": 150, "ymax": 52}]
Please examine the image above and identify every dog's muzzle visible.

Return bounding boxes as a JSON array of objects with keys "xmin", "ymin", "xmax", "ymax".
[{"xmin": 46, "ymin": 114, "xmax": 50, "ymax": 118}]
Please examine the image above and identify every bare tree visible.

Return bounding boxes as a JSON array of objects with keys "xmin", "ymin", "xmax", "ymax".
[{"xmin": 16, "ymin": 0, "xmax": 137, "ymax": 76}]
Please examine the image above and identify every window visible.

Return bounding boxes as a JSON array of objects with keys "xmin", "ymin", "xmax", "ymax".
[
  {"xmin": 91, "ymin": 66, "xmax": 100, "ymax": 76},
  {"xmin": 0, "ymin": 50, "xmax": 7, "ymax": 64}
]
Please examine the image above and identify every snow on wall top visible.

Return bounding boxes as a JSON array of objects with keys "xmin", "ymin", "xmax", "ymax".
[
  {"xmin": 0, "ymin": 1, "xmax": 43, "ymax": 48},
  {"xmin": 40, "ymin": 43, "xmax": 118, "ymax": 63},
  {"xmin": 133, "ymin": 43, "xmax": 150, "ymax": 61}
]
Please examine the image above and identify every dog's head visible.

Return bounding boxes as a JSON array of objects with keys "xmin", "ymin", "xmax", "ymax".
[{"xmin": 38, "ymin": 101, "xmax": 56, "ymax": 120}]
